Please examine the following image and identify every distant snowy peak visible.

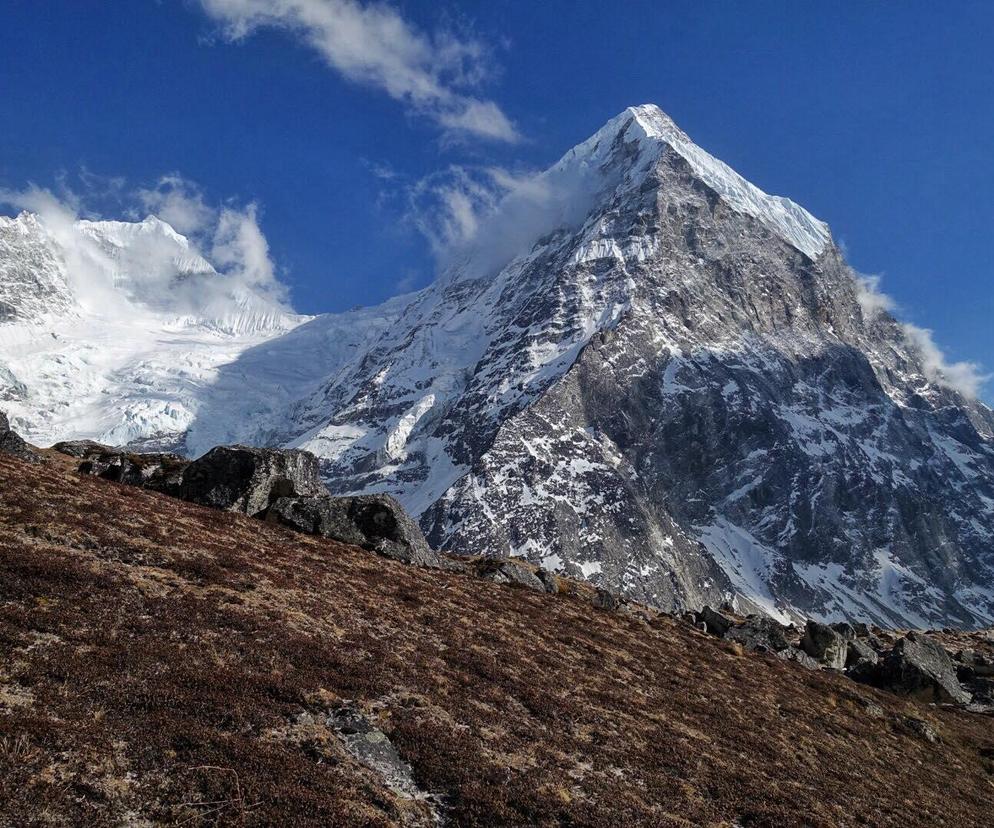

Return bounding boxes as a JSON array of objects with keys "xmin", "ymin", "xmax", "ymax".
[{"xmin": 569, "ymin": 104, "xmax": 831, "ymax": 259}]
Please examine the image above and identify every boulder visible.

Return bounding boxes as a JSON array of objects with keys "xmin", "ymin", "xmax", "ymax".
[
  {"xmin": 778, "ymin": 647, "xmax": 821, "ymax": 670},
  {"xmin": 180, "ymin": 445, "xmax": 325, "ymax": 516},
  {"xmin": 878, "ymin": 633, "xmax": 972, "ymax": 705},
  {"xmin": 475, "ymin": 558, "xmax": 546, "ymax": 592},
  {"xmin": 726, "ymin": 615, "xmax": 791, "ymax": 653},
  {"xmin": 592, "ymin": 587, "xmax": 621, "ymax": 611},
  {"xmin": 267, "ymin": 493, "xmax": 446, "ymax": 569},
  {"xmin": 846, "ymin": 638, "xmax": 880, "ymax": 668},
  {"xmin": 696, "ymin": 606, "xmax": 734, "ymax": 637},
  {"xmin": 801, "ymin": 621, "xmax": 848, "ymax": 669},
  {"xmin": 75, "ymin": 446, "xmax": 189, "ymax": 496},
  {"xmin": 0, "ymin": 412, "xmax": 41, "ymax": 464}
]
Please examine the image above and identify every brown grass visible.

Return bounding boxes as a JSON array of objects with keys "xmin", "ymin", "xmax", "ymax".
[{"xmin": 0, "ymin": 451, "xmax": 992, "ymax": 826}]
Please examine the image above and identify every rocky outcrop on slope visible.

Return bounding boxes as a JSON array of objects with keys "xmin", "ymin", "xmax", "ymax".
[
  {"xmin": 266, "ymin": 493, "xmax": 450, "ymax": 570},
  {"xmin": 0, "ymin": 412, "xmax": 41, "ymax": 464},
  {"xmin": 179, "ymin": 444, "xmax": 326, "ymax": 516}
]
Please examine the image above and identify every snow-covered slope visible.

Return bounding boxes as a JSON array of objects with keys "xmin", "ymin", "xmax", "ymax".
[
  {"xmin": 4, "ymin": 104, "xmax": 993, "ymax": 628},
  {"xmin": 0, "ymin": 210, "xmax": 304, "ymax": 448}
]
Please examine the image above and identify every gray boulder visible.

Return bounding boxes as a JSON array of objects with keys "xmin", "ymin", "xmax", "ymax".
[
  {"xmin": 180, "ymin": 445, "xmax": 325, "ymax": 516},
  {"xmin": 475, "ymin": 558, "xmax": 546, "ymax": 592},
  {"xmin": 878, "ymin": 633, "xmax": 972, "ymax": 705},
  {"xmin": 696, "ymin": 606, "xmax": 734, "ymax": 637},
  {"xmin": 74, "ymin": 445, "xmax": 188, "ymax": 496},
  {"xmin": 726, "ymin": 615, "xmax": 792, "ymax": 653},
  {"xmin": 267, "ymin": 492, "xmax": 446, "ymax": 569},
  {"xmin": 846, "ymin": 638, "xmax": 880, "ymax": 669},
  {"xmin": 801, "ymin": 620, "xmax": 848, "ymax": 669},
  {"xmin": 0, "ymin": 412, "xmax": 41, "ymax": 464}
]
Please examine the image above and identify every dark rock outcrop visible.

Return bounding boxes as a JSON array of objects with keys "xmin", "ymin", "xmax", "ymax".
[
  {"xmin": 267, "ymin": 493, "xmax": 447, "ymax": 569},
  {"xmin": 726, "ymin": 615, "xmax": 792, "ymax": 653},
  {"xmin": 180, "ymin": 445, "xmax": 325, "ymax": 516},
  {"xmin": 875, "ymin": 633, "xmax": 972, "ymax": 705},
  {"xmin": 0, "ymin": 412, "xmax": 41, "ymax": 463}
]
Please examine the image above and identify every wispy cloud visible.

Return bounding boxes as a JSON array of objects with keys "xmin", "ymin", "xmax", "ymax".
[
  {"xmin": 0, "ymin": 175, "xmax": 290, "ymax": 320},
  {"xmin": 196, "ymin": 0, "xmax": 519, "ymax": 143},
  {"xmin": 853, "ymin": 271, "xmax": 988, "ymax": 399},
  {"xmin": 405, "ymin": 158, "xmax": 606, "ymax": 281}
]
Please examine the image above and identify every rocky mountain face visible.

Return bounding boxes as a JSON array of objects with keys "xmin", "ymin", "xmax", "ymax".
[{"xmin": 3, "ymin": 105, "xmax": 993, "ymax": 628}]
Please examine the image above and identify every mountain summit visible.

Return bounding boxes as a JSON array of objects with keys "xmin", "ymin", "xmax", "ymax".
[{"xmin": 3, "ymin": 106, "xmax": 993, "ymax": 627}]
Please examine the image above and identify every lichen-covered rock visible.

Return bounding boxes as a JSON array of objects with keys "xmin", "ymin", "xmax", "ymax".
[
  {"xmin": 801, "ymin": 621, "xmax": 848, "ymax": 670},
  {"xmin": 180, "ymin": 445, "xmax": 325, "ymax": 516}
]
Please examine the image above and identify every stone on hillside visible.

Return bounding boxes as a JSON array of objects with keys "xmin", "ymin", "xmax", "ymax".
[
  {"xmin": 726, "ymin": 615, "xmax": 791, "ymax": 653},
  {"xmin": 801, "ymin": 621, "xmax": 848, "ymax": 670},
  {"xmin": 475, "ymin": 558, "xmax": 546, "ymax": 592},
  {"xmin": 697, "ymin": 606, "xmax": 733, "ymax": 637},
  {"xmin": 180, "ymin": 445, "xmax": 325, "ymax": 516},
  {"xmin": 267, "ymin": 492, "xmax": 447, "ymax": 569},
  {"xmin": 0, "ymin": 412, "xmax": 41, "ymax": 464},
  {"xmin": 536, "ymin": 568, "xmax": 560, "ymax": 595},
  {"xmin": 878, "ymin": 633, "xmax": 972, "ymax": 705},
  {"xmin": 846, "ymin": 638, "xmax": 880, "ymax": 668}
]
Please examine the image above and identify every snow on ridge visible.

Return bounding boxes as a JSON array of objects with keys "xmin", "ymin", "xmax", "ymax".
[{"xmin": 625, "ymin": 104, "xmax": 831, "ymax": 259}]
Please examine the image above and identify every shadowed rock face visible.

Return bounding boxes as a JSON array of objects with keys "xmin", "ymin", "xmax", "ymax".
[
  {"xmin": 0, "ymin": 411, "xmax": 40, "ymax": 464},
  {"xmin": 179, "ymin": 445, "xmax": 326, "ymax": 516},
  {"xmin": 266, "ymin": 493, "xmax": 447, "ymax": 569}
]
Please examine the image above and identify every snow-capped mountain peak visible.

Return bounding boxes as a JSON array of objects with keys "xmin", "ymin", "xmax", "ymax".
[{"xmin": 3, "ymin": 105, "xmax": 992, "ymax": 629}]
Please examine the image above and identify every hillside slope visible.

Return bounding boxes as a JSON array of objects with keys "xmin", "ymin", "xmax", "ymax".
[{"xmin": 1, "ymin": 452, "xmax": 992, "ymax": 827}]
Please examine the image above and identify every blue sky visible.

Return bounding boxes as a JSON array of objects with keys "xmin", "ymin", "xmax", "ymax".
[{"xmin": 1, "ymin": 1, "xmax": 992, "ymax": 393}]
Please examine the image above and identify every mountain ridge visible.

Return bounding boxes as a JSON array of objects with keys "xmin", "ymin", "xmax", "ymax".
[{"xmin": 2, "ymin": 105, "xmax": 993, "ymax": 628}]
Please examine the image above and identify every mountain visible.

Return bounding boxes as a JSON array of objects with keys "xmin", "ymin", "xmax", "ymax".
[
  {"xmin": 0, "ymin": 210, "xmax": 304, "ymax": 448},
  {"xmin": 3, "ymin": 105, "xmax": 993, "ymax": 628},
  {"xmin": 2, "ymin": 449, "xmax": 993, "ymax": 827}
]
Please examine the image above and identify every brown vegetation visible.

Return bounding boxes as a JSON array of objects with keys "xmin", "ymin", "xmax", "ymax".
[{"xmin": 1, "ymin": 451, "xmax": 992, "ymax": 826}]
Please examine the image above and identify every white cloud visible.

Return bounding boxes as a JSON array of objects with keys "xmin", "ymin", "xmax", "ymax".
[
  {"xmin": 902, "ymin": 323, "xmax": 989, "ymax": 400},
  {"xmin": 137, "ymin": 174, "xmax": 215, "ymax": 236},
  {"xmin": 854, "ymin": 273, "xmax": 897, "ymax": 318},
  {"xmin": 406, "ymin": 158, "xmax": 605, "ymax": 281},
  {"xmin": 0, "ymin": 178, "xmax": 291, "ymax": 325},
  {"xmin": 196, "ymin": 0, "xmax": 519, "ymax": 142},
  {"xmin": 849, "ymin": 270, "xmax": 987, "ymax": 399}
]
